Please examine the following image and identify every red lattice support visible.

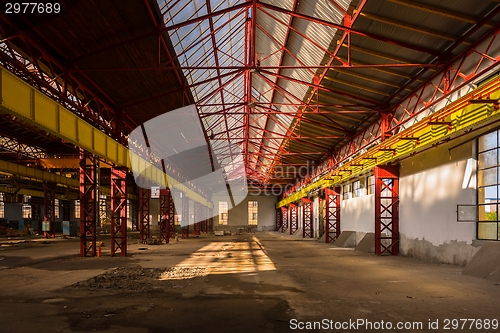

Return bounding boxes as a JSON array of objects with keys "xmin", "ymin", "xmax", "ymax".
[
  {"xmin": 139, "ymin": 188, "xmax": 150, "ymax": 241},
  {"xmin": 302, "ymin": 197, "xmax": 313, "ymax": 238},
  {"xmin": 159, "ymin": 189, "xmax": 171, "ymax": 244},
  {"xmin": 325, "ymin": 187, "xmax": 341, "ymax": 243},
  {"xmin": 280, "ymin": 206, "xmax": 288, "ymax": 233},
  {"xmin": 374, "ymin": 165, "xmax": 400, "ymax": 256},
  {"xmin": 43, "ymin": 184, "xmax": 55, "ymax": 239},
  {"xmin": 182, "ymin": 194, "xmax": 189, "ymax": 239},
  {"xmin": 193, "ymin": 202, "xmax": 201, "ymax": 236},
  {"xmin": 169, "ymin": 191, "xmax": 175, "ymax": 238},
  {"xmin": 80, "ymin": 150, "xmax": 96, "ymax": 257},
  {"xmin": 275, "ymin": 208, "xmax": 282, "ymax": 231},
  {"xmin": 111, "ymin": 167, "xmax": 127, "ymax": 257},
  {"xmin": 201, "ymin": 206, "xmax": 208, "ymax": 233},
  {"xmin": 289, "ymin": 202, "xmax": 298, "ymax": 235}
]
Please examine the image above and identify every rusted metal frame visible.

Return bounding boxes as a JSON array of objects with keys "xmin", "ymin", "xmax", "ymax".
[
  {"xmin": 1, "ymin": 16, "xmax": 133, "ymax": 141},
  {"xmin": 201, "ymin": 205, "xmax": 208, "ymax": 233},
  {"xmin": 255, "ymin": 22, "xmax": 316, "ymax": 76},
  {"xmin": 159, "ymin": 188, "xmax": 170, "ymax": 243},
  {"xmin": 260, "ymin": 69, "xmax": 380, "ymax": 105},
  {"xmin": 327, "ymin": 69, "xmax": 402, "ymax": 90},
  {"xmin": 193, "ymin": 202, "xmax": 201, "ymax": 236},
  {"xmin": 243, "ymin": 4, "xmax": 253, "ymax": 167},
  {"xmin": 264, "ymin": 1, "xmax": 368, "ymax": 180},
  {"xmin": 139, "ymin": 187, "xmax": 151, "ymax": 241},
  {"xmin": 122, "ymin": 69, "xmax": 242, "ymax": 109},
  {"xmin": 0, "ymin": 34, "xmax": 121, "ymax": 137},
  {"xmin": 280, "ymin": 206, "xmax": 288, "ymax": 233},
  {"xmin": 374, "ymin": 165, "xmax": 399, "ymax": 256},
  {"xmin": 208, "ymin": 208, "xmax": 214, "ymax": 232},
  {"xmin": 169, "ymin": 191, "xmax": 175, "ymax": 238},
  {"xmin": 253, "ymin": 0, "xmax": 299, "ymax": 176},
  {"xmin": 73, "ymin": 1, "xmax": 253, "ymax": 62},
  {"xmin": 256, "ymin": 1, "xmax": 441, "ymax": 56},
  {"xmin": 195, "ymin": 69, "xmax": 246, "ymax": 105},
  {"xmin": 130, "ymin": 199, "xmax": 139, "ymax": 231},
  {"xmin": 325, "ymin": 187, "xmax": 340, "ymax": 243},
  {"xmin": 143, "ymin": 0, "xmax": 192, "ymax": 106},
  {"xmin": 79, "ymin": 149, "xmax": 96, "ymax": 257},
  {"xmin": 181, "ymin": 193, "xmax": 189, "ymax": 239},
  {"xmin": 302, "ymin": 197, "xmax": 313, "ymax": 238},
  {"xmin": 43, "ymin": 183, "xmax": 55, "ymax": 239},
  {"xmin": 256, "ymin": 101, "xmax": 377, "ymax": 110},
  {"xmin": 110, "ymin": 167, "xmax": 127, "ymax": 257},
  {"xmin": 199, "ymin": 104, "xmax": 244, "ymax": 119},
  {"xmin": 289, "ymin": 202, "xmax": 298, "ymax": 235}
]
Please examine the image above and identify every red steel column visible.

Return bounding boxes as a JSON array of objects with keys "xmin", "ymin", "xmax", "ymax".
[
  {"xmin": 302, "ymin": 197, "xmax": 313, "ymax": 238},
  {"xmin": 159, "ymin": 188, "xmax": 170, "ymax": 243},
  {"xmin": 289, "ymin": 202, "xmax": 298, "ymax": 235},
  {"xmin": 325, "ymin": 187, "xmax": 341, "ymax": 243},
  {"xmin": 201, "ymin": 206, "xmax": 208, "ymax": 233},
  {"xmin": 139, "ymin": 188, "xmax": 150, "ymax": 241},
  {"xmin": 280, "ymin": 206, "xmax": 288, "ymax": 233},
  {"xmin": 374, "ymin": 165, "xmax": 400, "ymax": 256},
  {"xmin": 169, "ymin": 191, "xmax": 175, "ymax": 239},
  {"xmin": 182, "ymin": 193, "xmax": 189, "ymax": 238},
  {"xmin": 208, "ymin": 208, "xmax": 213, "ymax": 232},
  {"xmin": 43, "ymin": 184, "xmax": 55, "ymax": 239},
  {"xmin": 79, "ymin": 150, "xmax": 97, "ymax": 257},
  {"xmin": 194, "ymin": 202, "xmax": 201, "ymax": 236},
  {"xmin": 110, "ymin": 167, "xmax": 127, "ymax": 257}
]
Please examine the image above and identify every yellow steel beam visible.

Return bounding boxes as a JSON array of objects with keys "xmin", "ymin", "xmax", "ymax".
[
  {"xmin": 0, "ymin": 67, "xmax": 209, "ymax": 207},
  {"xmin": 277, "ymin": 76, "xmax": 500, "ymax": 207}
]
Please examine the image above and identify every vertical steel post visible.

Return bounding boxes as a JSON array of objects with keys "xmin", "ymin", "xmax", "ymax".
[
  {"xmin": 208, "ymin": 208, "xmax": 213, "ymax": 232},
  {"xmin": 131, "ymin": 200, "xmax": 139, "ymax": 231},
  {"xmin": 139, "ymin": 187, "xmax": 151, "ymax": 241},
  {"xmin": 201, "ymin": 206, "xmax": 208, "ymax": 233},
  {"xmin": 302, "ymin": 197, "xmax": 313, "ymax": 238},
  {"xmin": 159, "ymin": 188, "xmax": 170, "ymax": 243},
  {"xmin": 325, "ymin": 187, "xmax": 341, "ymax": 243},
  {"xmin": 374, "ymin": 165, "xmax": 400, "ymax": 256},
  {"xmin": 30, "ymin": 196, "xmax": 42, "ymax": 233},
  {"xmin": 281, "ymin": 206, "xmax": 288, "ymax": 233},
  {"xmin": 111, "ymin": 166, "xmax": 127, "ymax": 256},
  {"xmin": 182, "ymin": 193, "xmax": 189, "ymax": 238},
  {"xmin": 169, "ymin": 191, "xmax": 175, "ymax": 239},
  {"xmin": 43, "ymin": 184, "xmax": 55, "ymax": 239},
  {"xmin": 289, "ymin": 202, "xmax": 298, "ymax": 235},
  {"xmin": 79, "ymin": 149, "xmax": 97, "ymax": 257}
]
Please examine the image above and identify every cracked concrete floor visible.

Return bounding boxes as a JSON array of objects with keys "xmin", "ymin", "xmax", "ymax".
[{"xmin": 0, "ymin": 232, "xmax": 499, "ymax": 332}]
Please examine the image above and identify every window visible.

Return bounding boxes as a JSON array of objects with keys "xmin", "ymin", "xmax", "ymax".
[
  {"xmin": 367, "ymin": 175, "xmax": 375, "ymax": 195},
  {"xmin": 22, "ymin": 204, "xmax": 31, "ymax": 219},
  {"xmin": 352, "ymin": 180, "xmax": 361, "ymax": 198},
  {"xmin": 248, "ymin": 201, "xmax": 258, "ymax": 225},
  {"xmin": 219, "ymin": 201, "xmax": 228, "ymax": 225},
  {"xmin": 343, "ymin": 184, "xmax": 351, "ymax": 200},
  {"xmin": 477, "ymin": 130, "xmax": 500, "ymax": 240},
  {"xmin": 174, "ymin": 214, "xmax": 181, "ymax": 225},
  {"xmin": 75, "ymin": 200, "xmax": 80, "ymax": 218},
  {"xmin": 54, "ymin": 199, "xmax": 59, "ymax": 219}
]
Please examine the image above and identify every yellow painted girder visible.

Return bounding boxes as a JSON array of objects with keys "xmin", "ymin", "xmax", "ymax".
[
  {"xmin": 278, "ymin": 76, "xmax": 500, "ymax": 208},
  {"xmin": 0, "ymin": 67, "xmax": 210, "ymax": 207}
]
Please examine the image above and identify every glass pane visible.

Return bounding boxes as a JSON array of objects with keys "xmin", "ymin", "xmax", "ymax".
[
  {"xmin": 478, "ymin": 168, "xmax": 498, "ymax": 186},
  {"xmin": 478, "ymin": 222, "xmax": 498, "ymax": 240},
  {"xmin": 478, "ymin": 186, "xmax": 498, "ymax": 204},
  {"xmin": 478, "ymin": 130, "xmax": 498, "ymax": 152},
  {"xmin": 478, "ymin": 204, "xmax": 498, "ymax": 221},
  {"xmin": 478, "ymin": 149, "xmax": 498, "ymax": 169}
]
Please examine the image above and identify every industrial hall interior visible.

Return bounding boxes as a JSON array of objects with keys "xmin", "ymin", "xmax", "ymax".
[{"xmin": 0, "ymin": 0, "xmax": 500, "ymax": 332}]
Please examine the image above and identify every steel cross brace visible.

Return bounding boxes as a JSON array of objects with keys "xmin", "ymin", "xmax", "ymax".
[
  {"xmin": 111, "ymin": 167, "xmax": 127, "ymax": 257},
  {"xmin": 374, "ymin": 165, "xmax": 399, "ymax": 256},
  {"xmin": 302, "ymin": 197, "xmax": 313, "ymax": 238},
  {"xmin": 79, "ymin": 149, "xmax": 97, "ymax": 257},
  {"xmin": 139, "ymin": 188, "xmax": 151, "ymax": 241},
  {"xmin": 159, "ymin": 188, "xmax": 171, "ymax": 244},
  {"xmin": 289, "ymin": 202, "xmax": 298, "ymax": 235},
  {"xmin": 325, "ymin": 187, "xmax": 341, "ymax": 243}
]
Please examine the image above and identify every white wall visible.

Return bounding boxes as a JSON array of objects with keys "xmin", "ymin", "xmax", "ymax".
[
  {"xmin": 212, "ymin": 194, "xmax": 277, "ymax": 231},
  {"xmin": 340, "ymin": 186, "xmax": 375, "ymax": 244},
  {"xmin": 399, "ymin": 138, "xmax": 478, "ymax": 265}
]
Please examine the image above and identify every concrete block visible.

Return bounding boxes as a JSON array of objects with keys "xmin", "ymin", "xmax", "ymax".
[
  {"xmin": 462, "ymin": 241, "xmax": 500, "ymax": 282},
  {"xmin": 355, "ymin": 233, "xmax": 375, "ymax": 253},
  {"xmin": 333, "ymin": 231, "xmax": 356, "ymax": 247}
]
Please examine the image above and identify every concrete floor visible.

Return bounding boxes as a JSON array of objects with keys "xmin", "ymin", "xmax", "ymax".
[{"xmin": 0, "ymin": 232, "xmax": 499, "ymax": 332}]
